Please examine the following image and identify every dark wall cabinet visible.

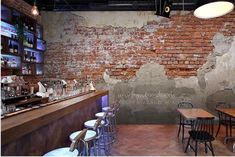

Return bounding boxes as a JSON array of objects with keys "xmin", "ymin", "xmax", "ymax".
[{"xmin": 1, "ymin": 4, "xmax": 46, "ymax": 76}]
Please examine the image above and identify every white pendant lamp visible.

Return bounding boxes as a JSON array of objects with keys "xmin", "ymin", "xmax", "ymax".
[{"xmin": 194, "ymin": 1, "xmax": 234, "ymax": 19}]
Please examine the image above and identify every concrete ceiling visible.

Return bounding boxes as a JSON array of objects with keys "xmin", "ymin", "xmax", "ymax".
[{"xmin": 23, "ymin": 0, "xmax": 235, "ymax": 11}]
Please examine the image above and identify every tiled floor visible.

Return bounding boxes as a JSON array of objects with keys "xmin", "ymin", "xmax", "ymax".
[{"xmin": 111, "ymin": 125, "xmax": 234, "ymax": 156}]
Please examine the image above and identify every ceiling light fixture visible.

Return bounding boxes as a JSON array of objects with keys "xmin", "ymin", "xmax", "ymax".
[
  {"xmin": 31, "ymin": 0, "xmax": 39, "ymax": 16},
  {"xmin": 194, "ymin": 1, "xmax": 234, "ymax": 19}
]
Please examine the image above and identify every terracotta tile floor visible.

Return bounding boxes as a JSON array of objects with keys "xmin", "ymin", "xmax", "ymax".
[{"xmin": 111, "ymin": 125, "xmax": 234, "ymax": 156}]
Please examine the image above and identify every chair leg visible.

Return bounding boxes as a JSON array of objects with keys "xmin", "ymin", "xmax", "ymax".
[
  {"xmin": 177, "ymin": 123, "xmax": 181, "ymax": 137},
  {"xmin": 225, "ymin": 125, "xmax": 229, "ymax": 144},
  {"xmin": 215, "ymin": 122, "xmax": 221, "ymax": 137},
  {"xmin": 184, "ymin": 137, "xmax": 191, "ymax": 153},
  {"xmin": 209, "ymin": 141, "xmax": 215, "ymax": 156},
  {"xmin": 182, "ymin": 123, "xmax": 185, "ymax": 143},
  {"xmin": 230, "ymin": 119, "xmax": 232, "ymax": 137},
  {"xmin": 195, "ymin": 141, "xmax": 198, "ymax": 156},
  {"xmin": 178, "ymin": 115, "xmax": 182, "ymax": 137},
  {"xmin": 204, "ymin": 142, "xmax": 208, "ymax": 153}
]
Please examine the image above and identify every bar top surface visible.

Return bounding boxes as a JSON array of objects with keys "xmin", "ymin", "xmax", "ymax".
[
  {"xmin": 177, "ymin": 108, "xmax": 215, "ymax": 120},
  {"xmin": 1, "ymin": 90, "xmax": 108, "ymax": 145}
]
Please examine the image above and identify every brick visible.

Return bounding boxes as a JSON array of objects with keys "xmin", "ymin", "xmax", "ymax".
[{"xmin": 23, "ymin": 7, "xmax": 235, "ymax": 82}]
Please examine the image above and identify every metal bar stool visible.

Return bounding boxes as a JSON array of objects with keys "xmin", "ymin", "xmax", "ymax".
[
  {"xmin": 96, "ymin": 103, "xmax": 120, "ymax": 143},
  {"xmin": 69, "ymin": 129, "xmax": 97, "ymax": 156},
  {"xmin": 84, "ymin": 117, "xmax": 109, "ymax": 155},
  {"xmin": 43, "ymin": 129, "xmax": 87, "ymax": 156}
]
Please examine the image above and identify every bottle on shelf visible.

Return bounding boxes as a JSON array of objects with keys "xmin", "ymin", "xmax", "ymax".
[
  {"xmin": 30, "ymin": 38, "xmax": 34, "ymax": 48},
  {"xmin": 27, "ymin": 37, "xmax": 30, "ymax": 47},
  {"xmin": 24, "ymin": 51, "xmax": 27, "ymax": 62},
  {"xmin": 7, "ymin": 58, "xmax": 11, "ymax": 68},
  {"xmin": 9, "ymin": 40, "xmax": 14, "ymax": 53},
  {"xmin": 3, "ymin": 57, "xmax": 8, "ymax": 67},
  {"xmin": 1, "ymin": 57, "xmax": 5, "ymax": 67},
  {"xmin": 30, "ymin": 52, "xmax": 33, "ymax": 62},
  {"xmin": 32, "ymin": 52, "xmax": 36, "ymax": 62},
  {"xmin": 11, "ymin": 58, "xmax": 17, "ymax": 68},
  {"xmin": 31, "ymin": 24, "xmax": 34, "ymax": 31},
  {"xmin": 14, "ymin": 44, "xmax": 18, "ymax": 54},
  {"xmin": 22, "ymin": 66, "xmax": 26, "ymax": 74},
  {"xmin": 28, "ymin": 65, "xmax": 31, "ymax": 75}
]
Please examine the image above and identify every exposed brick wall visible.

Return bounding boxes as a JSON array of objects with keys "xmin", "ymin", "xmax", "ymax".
[{"xmin": 44, "ymin": 11, "xmax": 235, "ymax": 81}]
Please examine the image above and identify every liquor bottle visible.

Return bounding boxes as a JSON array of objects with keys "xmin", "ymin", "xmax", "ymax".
[
  {"xmin": 7, "ymin": 58, "xmax": 11, "ymax": 67},
  {"xmin": 24, "ymin": 50, "xmax": 28, "ymax": 61},
  {"xmin": 30, "ymin": 38, "xmax": 33, "ymax": 48},
  {"xmin": 11, "ymin": 58, "xmax": 17, "ymax": 68},
  {"xmin": 27, "ymin": 38, "xmax": 30, "ymax": 47},
  {"xmin": 32, "ymin": 52, "xmax": 36, "ymax": 62},
  {"xmin": 22, "ymin": 66, "xmax": 26, "ymax": 74},
  {"xmin": 28, "ymin": 66, "xmax": 31, "ymax": 74},
  {"xmin": 3, "ymin": 57, "xmax": 7, "ymax": 67},
  {"xmin": 9, "ymin": 40, "xmax": 14, "ymax": 53},
  {"xmin": 31, "ymin": 25, "xmax": 34, "ymax": 31},
  {"xmin": 27, "ymin": 51, "xmax": 30, "ymax": 62},
  {"xmin": 14, "ymin": 45, "xmax": 18, "ymax": 54},
  {"xmin": 1, "ymin": 57, "xmax": 4, "ymax": 67},
  {"xmin": 30, "ymin": 52, "xmax": 33, "ymax": 62}
]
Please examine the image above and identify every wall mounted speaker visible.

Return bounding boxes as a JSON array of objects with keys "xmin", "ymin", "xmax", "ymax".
[{"xmin": 155, "ymin": 0, "xmax": 172, "ymax": 18}]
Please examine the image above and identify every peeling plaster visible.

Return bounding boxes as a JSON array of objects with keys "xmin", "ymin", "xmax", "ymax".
[{"xmin": 103, "ymin": 33, "xmax": 235, "ymax": 123}]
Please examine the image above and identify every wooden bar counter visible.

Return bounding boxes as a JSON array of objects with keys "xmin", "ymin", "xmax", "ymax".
[{"xmin": 1, "ymin": 90, "xmax": 109, "ymax": 156}]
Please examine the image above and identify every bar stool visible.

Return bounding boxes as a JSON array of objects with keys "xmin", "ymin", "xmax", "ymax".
[
  {"xmin": 84, "ymin": 117, "xmax": 109, "ymax": 155},
  {"xmin": 95, "ymin": 109, "xmax": 115, "ymax": 143},
  {"xmin": 43, "ymin": 129, "xmax": 87, "ymax": 156},
  {"xmin": 69, "ymin": 130, "xmax": 97, "ymax": 155},
  {"xmin": 101, "ymin": 103, "xmax": 120, "ymax": 141}
]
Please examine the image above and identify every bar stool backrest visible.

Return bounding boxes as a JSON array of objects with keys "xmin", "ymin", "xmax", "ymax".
[
  {"xmin": 93, "ymin": 117, "xmax": 102, "ymax": 130},
  {"xmin": 69, "ymin": 129, "xmax": 87, "ymax": 152}
]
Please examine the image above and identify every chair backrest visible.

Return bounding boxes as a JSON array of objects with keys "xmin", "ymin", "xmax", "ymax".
[
  {"xmin": 216, "ymin": 103, "xmax": 231, "ymax": 122},
  {"xmin": 192, "ymin": 117, "xmax": 214, "ymax": 139},
  {"xmin": 69, "ymin": 128, "xmax": 87, "ymax": 152},
  {"xmin": 216, "ymin": 103, "xmax": 231, "ymax": 108},
  {"xmin": 177, "ymin": 102, "xmax": 194, "ymax": 108}
]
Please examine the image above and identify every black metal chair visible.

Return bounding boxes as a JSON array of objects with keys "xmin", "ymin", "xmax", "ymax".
[
  {"xmin": 185, "ymin": 117, "xmax": 215, "ymax": 156},
  {"xmin": 177, "ymin": 102, "xmax": 194, "ymax": 142},
  {"xmin": 215, "ymin": 103, "xmax": 235, "ymax": 143}
]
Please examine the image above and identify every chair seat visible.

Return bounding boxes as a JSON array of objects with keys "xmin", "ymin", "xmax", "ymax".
[
  {"xmin": 102, "ymin": 107, "xmax": 111, "ymax": 112},
  {"xmin": 43, "ymin": 147, "xmax": 78, "ymax": 156},
  {"xmin": 84, "ymin": 119, "xmax": 105, "ymax": 129},
  {"xmin": 95, "ymin": 112, "xmax": 114, "ymax": 118},
  {"xmin": 189, "ymin": 130, "xmax": 215, "ymax": 141},
  {"xmin": 70, "ymin": 130, "xmax": 96, "ymax": 142}
]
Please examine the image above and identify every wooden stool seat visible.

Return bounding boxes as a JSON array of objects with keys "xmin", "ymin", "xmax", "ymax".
[{"xmin": 43, "ymin": 147, "xmax": 79, "ymax": 156}]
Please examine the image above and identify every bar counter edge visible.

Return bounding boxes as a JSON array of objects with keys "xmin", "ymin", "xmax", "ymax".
[{"xmin": 1, "ymin": 90, "xmax": 109, "ymax": 155}]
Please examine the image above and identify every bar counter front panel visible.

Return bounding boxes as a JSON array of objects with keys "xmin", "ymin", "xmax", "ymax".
[{"xmin": 1, "ymin": 90, "xmax": 109, "ymax": 156}]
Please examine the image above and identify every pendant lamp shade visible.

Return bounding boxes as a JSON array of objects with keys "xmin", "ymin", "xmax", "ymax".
[
  {"xmin": 194, "ymin": 1, "xmax": 234, "ymax": 19},
  {"xmin": 31, "ymin": 1, "xmax": 39, "ymax": 16}
]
